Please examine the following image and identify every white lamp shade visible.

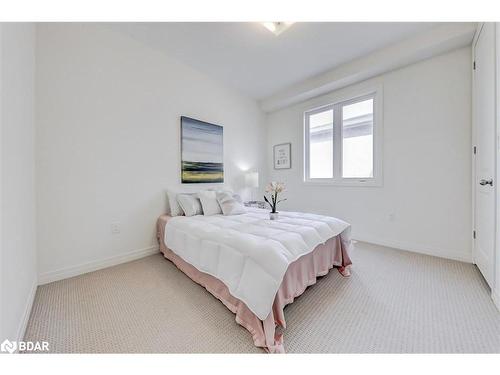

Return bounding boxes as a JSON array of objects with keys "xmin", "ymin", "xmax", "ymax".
[{"xmin": 245, "ymin": 172, "xmax": 259, "ymax": 188}]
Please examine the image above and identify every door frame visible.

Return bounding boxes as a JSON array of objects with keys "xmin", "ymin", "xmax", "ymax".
[
  {"xmin": 471, "ymin": 23, "xmax": 481, "ymax": 267},
  {"xmin": 495, "ymin": 23, "xmax": 500, "ymax": 310}
]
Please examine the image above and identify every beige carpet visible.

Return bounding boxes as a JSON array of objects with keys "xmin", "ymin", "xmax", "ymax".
[{"xmin": 24, "ymin": 242, "xmax": 500, "ymax": 353}]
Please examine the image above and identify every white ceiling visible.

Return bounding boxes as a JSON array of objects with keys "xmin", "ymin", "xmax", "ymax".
[{"xmin": 108, "ymin": 22, "xmax": 442, "ymax": 100}]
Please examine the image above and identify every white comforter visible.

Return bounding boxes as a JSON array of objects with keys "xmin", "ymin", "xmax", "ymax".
[{"xmin": 164, "ymin": 208, "xmax": 352, "ymax": 320}]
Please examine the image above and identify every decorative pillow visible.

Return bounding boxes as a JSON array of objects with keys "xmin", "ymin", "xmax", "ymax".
[
  {"xmin": 166, "ymin": 189, "xmax": 184, "ymax": 216},
  {"xmin": 177, "ymin": 193, "xmax": 203, "ymax": 217},
  {"xmin": 198, "ymin": 190, "xmax": 222, "ymax": 216},
  {"xmin": 209, "ymin": 188, "xmax": 242, "ymax": 203},
  {"xmin": 216, "ymin": 191, "xmax": 246, "ymax": 215}
]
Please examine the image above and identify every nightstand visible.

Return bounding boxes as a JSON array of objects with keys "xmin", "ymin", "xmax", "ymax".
[{"xmin": 244, "ymin": 200, "xmax": 266, "ymax": 209}]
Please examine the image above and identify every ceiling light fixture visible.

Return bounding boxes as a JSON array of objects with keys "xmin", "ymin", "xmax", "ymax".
[{"xmin": 261, "ymin": 22, "xmax": 295, "ymax": 36}]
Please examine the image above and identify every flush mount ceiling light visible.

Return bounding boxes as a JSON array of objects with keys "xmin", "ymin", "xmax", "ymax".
[{"xmin": 261, "ymin": 22, "xmax": 295, "ymax": 36}]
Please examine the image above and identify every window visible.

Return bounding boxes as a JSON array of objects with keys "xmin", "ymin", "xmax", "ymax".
[
  {"xmin": 304, "ymin": 91, "xmax": 382, "ymax": 186},
  {"xmin": 309, "ymin": 109, "xmax": 333, "ymax": 178},
  {"xmin": 342, "ymin": 98, "xmax": 374, "ymax": 178}
]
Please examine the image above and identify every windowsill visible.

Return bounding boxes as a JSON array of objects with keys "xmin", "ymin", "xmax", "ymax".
[{"xmin": 303, "ymin": 178, "xmax": 383, "ymax": 187}]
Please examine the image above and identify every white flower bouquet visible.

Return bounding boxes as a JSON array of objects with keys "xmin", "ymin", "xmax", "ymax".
[{"xmin": 263, "ymin": 182, "xmax": 287, "ymax": 219}]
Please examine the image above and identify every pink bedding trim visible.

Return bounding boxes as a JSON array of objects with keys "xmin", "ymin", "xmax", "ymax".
[{"xmin": 156, "ymin": 214, "xmax": 352, "ymax": 353}]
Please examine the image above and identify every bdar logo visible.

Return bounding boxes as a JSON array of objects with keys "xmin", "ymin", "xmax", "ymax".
[
  {"xmin": 0, "ymin": 339, "xmax": 49, "ymax": 353},
  {"xmin": 1, "ymin": 339, "xmax": 17, "ymax": 354}
]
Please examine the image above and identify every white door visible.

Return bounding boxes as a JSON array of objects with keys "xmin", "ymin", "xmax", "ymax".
[{"xmin": 473, "ymin": 23, "xmax": 496, "ymax": 287}]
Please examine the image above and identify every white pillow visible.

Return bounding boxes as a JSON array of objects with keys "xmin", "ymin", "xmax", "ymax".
[
  {"xmin": 177, "ymin": 193, "xmax": 203, "ymax": 217},
  {"xmin": 216, "ymin": 191, "xmax": 246, "ymax": 215},
  {"xmin": 208, "ymin": 187, "xmax": 241, "ymax": 203},
  {"xmin": 167, "ymin": 189, "xmax": 184, "ymax": 216},
  {"xmin": 198, "ymin": 190, "xmax": 222, "ymax": 216}
]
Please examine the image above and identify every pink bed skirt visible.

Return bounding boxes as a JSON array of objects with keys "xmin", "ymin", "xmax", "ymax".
[{"xmin": 156, "ymin": 215, "xmax": 352, "ymax": 353}]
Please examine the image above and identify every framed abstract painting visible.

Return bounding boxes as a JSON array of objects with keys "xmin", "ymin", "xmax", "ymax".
[{"xmin": 181, "ymin": 116, "xmax": 224, "ymax": 183}]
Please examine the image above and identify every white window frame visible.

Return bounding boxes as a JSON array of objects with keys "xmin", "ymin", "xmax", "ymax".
[{"xmin": 304, "ymin": 88, "xmax": 383, "ymax": 187}]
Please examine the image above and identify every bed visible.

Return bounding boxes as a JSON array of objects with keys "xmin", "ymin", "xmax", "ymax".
[{"xmin": 156, "ymin": 207, "xmax": 353, "ymax": 353}]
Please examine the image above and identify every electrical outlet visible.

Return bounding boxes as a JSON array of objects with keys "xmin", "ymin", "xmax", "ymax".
[{"xmin": 110, "ymin": 222, "xmax": 121, "ymax": 234}]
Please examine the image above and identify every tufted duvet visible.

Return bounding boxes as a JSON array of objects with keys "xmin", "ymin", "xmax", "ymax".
[{"xmin": 165, "ymin": 207, "xmax": 352, "ymax": 320}]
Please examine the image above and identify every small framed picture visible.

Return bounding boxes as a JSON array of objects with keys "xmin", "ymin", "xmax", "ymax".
[{"xmin": 273, "ymin": 143, "xmax": 291, "ymax": 169}]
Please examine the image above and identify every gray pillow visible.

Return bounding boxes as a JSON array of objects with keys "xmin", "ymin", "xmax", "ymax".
[
  {"xmin": 177, "ymin": 193, "xmax": 203, "ymax": 217},
  {"xmin": 210, "ymin": 188, "xmax": 242, "ymax": 203},
  {"xmin": 197, "ymin": 190, "xmax": 222, "ymax": 216},
  {"xmin": 166, "ymin": 189, "xmax": 184, "ymax": 216},
  {"xmin": 216, "ymin": 191, "xmax": 246, "ymax": 215}
]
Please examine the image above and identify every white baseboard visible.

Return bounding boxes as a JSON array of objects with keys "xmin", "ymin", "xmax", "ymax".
[
  {"xmin": 38, "ymin": 245, "xmax": 160, "ymax": 285},
  {"xmin": 492, "ymin": 289, "xmax": 500, "ymax": 312},
  {"xmin": 15, "ymin": 278, "xmax": 37, "ymax": 345},
  {"xmin": 353, "ymin": 235, "xmax": 472, "ymax": 263}
]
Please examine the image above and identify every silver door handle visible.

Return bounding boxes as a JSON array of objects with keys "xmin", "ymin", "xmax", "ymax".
[{"xmin": 479, "ymin": 179, "xmax": 493, "ymax": 186}]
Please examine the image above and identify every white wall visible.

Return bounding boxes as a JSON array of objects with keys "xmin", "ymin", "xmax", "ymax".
[
  {"xmin": 0, "ymin": 23, "xmax": 37, "ymax": 342},
  {"xmin": 267, "ymin": 47, "xmax": 472, "ymax": 262},
  {"xmin": 36, "ymin": 24, "xmax": 266, "ymax": 282}
]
